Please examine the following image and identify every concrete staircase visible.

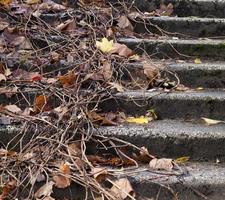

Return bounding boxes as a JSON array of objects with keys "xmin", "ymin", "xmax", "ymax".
[{"xmin": 1, "ymin": 0, "xmax": 225, "ymax": 199}]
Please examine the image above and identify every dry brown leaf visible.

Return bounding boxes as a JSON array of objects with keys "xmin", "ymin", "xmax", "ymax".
[
  {"xmin": 0, "ymin": 74, "xmax": 6, "ymax": 82},
  {"xmin": 110, "ymin": 178, "xmax": 135, "ymax": 199},
  {"xmin": 4, "ymin": 105, "xmax": 22, "ymax": 114},
  {"xmin": 90, "ymin": 167, "xmax": 108, "ymax": 183},
  {"xmin": 25, "ymin": 0, "xmax": 39, "ymax": 5},
  {"xmin": 102, "ymin": 61, "xmax": 112, "ymax": 80},
  {"xmin": 108, "ymin": 82, "xmax": 124, "ymax": 92},
  {"xmin": 149, "ymin": 158, "xmax": 173, "ymax": 171},
  {"xmin": 142, "ymin": 62, "xmax": 159, "ymax": 80},
  {"xmin": 67, "ymin": 142, "xmax": 82, "ymax": 157},
  {"xmin": 34, "ymin": 95, "xmax": 48, "ymax": 112},
  {"xmin": 34, "ymin": 181, "xmax": 54, "ymax": 199},
  {"xmin": 117, "ymin": 15, "xmax": 133, "ymax": 31},
  {"xmin": 110, "ymin": 43, "xmax": 133, "ymax": 57},
  {"xmin": 58, "ymin": 71, "xmax": 76, "ymax": 87},
  {"xmin": 53, "ymin": 162, "xmax": 71, "ymax": 188},
  {"xmin": 0, "ymin": 180, "xmax": 17, "ymax": 200},
  {"xmin": 156, "ymin": 3, "xmax": 174, "ymax": 16},
  {"xmin": 0, "ymin": 21, "xmax": 9, "ymax": 31},
  {"xmin": 55, "ymin": 19, "xmax": 76, "ymax": 35}
]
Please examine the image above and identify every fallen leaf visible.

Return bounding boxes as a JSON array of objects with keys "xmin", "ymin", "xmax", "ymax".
[
  {"xmin": 0, "ymin": 180, "xmax": 16, "ymax": 200},
  {"xmin": 126, "ymin": 116, "xmax": 152, "ymax": 124},
  {"xmin": 0, "ymin": 21, "xmax": 9, "ymax": 31},
  {"xmin": 90, "ymin": 167, "xmax": 108, "ymax": 183},
  {"xmin": 67, "ymin": 142, "xmax": 82, "ymax": 157},
  {"xmin": 201, "ymin": 117, "xmax": 224, "ymax": 126},
  {"xmin": 108, "ymin": 82, "xmax": 124, "ymax": 92},
  {"xmin": 4, "ymin": 105, "xmax": 22, "ymax": 114},
  {"xmin": 110, "ymin": 178, "xmax": 135, "ymax": 199},
  {"xmin": 194, "ymin": 58, "xmax": 202, "ymax": 64},
  {"xmin": 58, "ymin": 71, "xmax": 76, "ymax": 87},
  {"xmin": 117, "ymin": 15, "xmax": 133, "ymax": 31},
  {"xmin": 26, "ymin": 0, "xmax": 39, "ymax": 4},
  {"xmin": 53, "ymin": 162, "xmax": 71, "ymax": 188},
  {"xmin": 142, "ymin": 62, "xmax": 159, "ymax": 80},
  {"xmin": 149, "ymin": 158, "xmax": 173, "ymax": 171},
  {"xmin": 55, "ymin": 19, "xmax": 76, "ymax": 35},
  {"xmin": 134, "ymin": 147, "xmax": 155, "ymax": 163},
  {"xmin": 175, "ymin": 156, "xmax": 190, "ymax": 164},
  {"xmin": 34, "ymin": 181, "xmax": 54, "ymax": 199},
  {"xmin": 0, "ymin": 74, "xmax": 6, "ymax": 82},
  {"xmin": 110, "ymin": 43, "xmax": 133, "ymax": 57},
  {"xmin": 0, "ymin": 0, "xmax": 12, "ymax": 6},
  {"xmin": 156, "ymin": 3, "xmax": 173, "ymax": 16},
  {"xmin": 196, "ymin": 87, "xmax": 204, "ymax": 91},
  {"xmin": 96, "ymin": 37, "xmax": 114, "ymax": 53},
  {"xmin": 34, "ymin": 95, "xmax": 48, "ymax": 112}
]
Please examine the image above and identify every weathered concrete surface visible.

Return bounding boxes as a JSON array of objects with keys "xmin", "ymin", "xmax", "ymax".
[
  {"xmin": 100, "ymin": 90, "xmax": 225, "ymax": 120},
  {"xmin": 132, "ymin": 0, "xmax": 225, "ymax": 18},
  {"xmin": 118, "ymin": 38, "xmax": 225, "ymax": 59},
  {"xmin": 100, "ymin": 120, "xmax": 225, "ymax": 161},
  {"xmin": 133, "ymin": 16, "xmax": 225, "ymax": 37},
  {"xmin": 128, "ymin": 162, "xmax": 225, "ymax": 200},
  {"xmin": 127, "ymin": 62, "xmax": 225, "ymax": 88}
]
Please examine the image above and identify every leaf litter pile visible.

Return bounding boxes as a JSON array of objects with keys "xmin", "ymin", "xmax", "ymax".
[{"xmin": 0, "ymin": 0, "xmax": 183, "ymax": 199}]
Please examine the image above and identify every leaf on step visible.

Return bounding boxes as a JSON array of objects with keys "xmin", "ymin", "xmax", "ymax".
[
  {"xmin": 194, "ymin": 58, "xmax": 202, "ymax": 64},
  {"xmin": 134, "ymin": 146, "xmax": 155, "ymax": 163},
  {"xmin": 156, "ymin": 3, "xmax": 173, "ymax": 16},
  {"xmin": 126, "ymin": 116, "xmax": 152, "ymax": 124},
  {"xmin": 149, "ymin": 158, "xmax": 173, "ymax": 171},
  {"xmin": 201, "ymin": 117, "xmax": 224, "ymax": 126},
  {"xmin": 4, "ymin": 105, "xmax": 22, "ymax": 114},
  {"xmin": 34, "ymin": 181, "xmax": 54, "ymax": 199},
  {"xmin": 117, "ymin": 15, "xmax": 133, "ymax": 31},
  {"xmin": 110, "ymin": 178, "xmax": 135, "ymax": 199},
  {"xmin": 55, "ymin": 19, "xmax": 76, "ymax": 35},
  {"xmin": 96, "ymin": 37, "xmax": 114, "ymax": 53},
  {"xmin": 175, "ymin": 156, "xmax": 190, "ymax": 164},
  {"xmin": 109, "ymin": 43, "xmax": 133, "ymax": 57},
  {"xmin": 142, "ymin": 62, "xmax": 159, "ymax": 80},
  {"xmin": 108, "ymin": 82, "xmax": 124, "ymax": 92},
  {"xmin": 53, "ymin": 162, "xmax": 71, "ymax": 188}
]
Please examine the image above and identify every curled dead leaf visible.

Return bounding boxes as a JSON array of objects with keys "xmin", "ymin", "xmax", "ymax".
[
  {"xmin": 58, "ymin": 71, "xmax": 76, "ymax": 87},
  {"xmin": 90, "ymin": 167, "xmax": 108, "ymax": 183},
  {"xmin": 53, "ymin": 162, "xmax": 71, "ymax": 189},
  {"xmin": 149, "ymin": 158, "xmax": 173, "ymax": 171},
  {"xmin": 34, "ymin": 95, "xmax": 48, "ymax": 112},
  {"xmin": 110, "ymin": 178, "xmax": 135, "ymax": 199},
  {"xmin": 34, "ymin": 181, "xmax": 54, "ymax": 199},
  {"xmin": 4, "ymin": 104, "xmax": 22, "ymax": 114}
]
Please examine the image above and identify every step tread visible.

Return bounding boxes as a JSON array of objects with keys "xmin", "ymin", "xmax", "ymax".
[
  {"xmin": 116, "ymin": 90, "xmax": 225, "ymax": 100},
  {"xmin": 101, "ymin": 119, "xmax": 225, "ymax": 139}
]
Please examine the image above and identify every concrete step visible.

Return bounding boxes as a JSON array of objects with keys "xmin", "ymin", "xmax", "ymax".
[
  {"xmin": 100, "ymin": 90, "xmax": 225, "ymax": 120},
  {"xmin": 132, "ymin": 16, "xmax": 225, "ymax": 37},
  {"xmin": 100, "ymin": 120, "xmax": 225, "ymax": 161},
  {"xmin": 128, "ymin": 162, "xmax": 225, "ymax": 200},
  {"xmin": 132, "ymin": 0, "xmax": 225, "ymax": 18},
  {"xmin": 118, "ymin": 38, "xmax": 225, "ymax": 59},
  {"xmin": 1, "ymin": 88, "xmax": 225, "ymax": 120},
  {"xmin": 127, "ymin": 62, "xmax": 225, "ymax": 88}
]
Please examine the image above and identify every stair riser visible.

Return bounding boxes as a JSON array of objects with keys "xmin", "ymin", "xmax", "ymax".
[
  {"xmin": 133, "ymin": 17, "xmax": 225, "ymax": 37},
  {"xmin": 133, "ymin": 0, "xmax": 225, "ymax": 18},
  {"xmin": 119, "ymin": 38, "xmax": 225, "ymax": 59}
]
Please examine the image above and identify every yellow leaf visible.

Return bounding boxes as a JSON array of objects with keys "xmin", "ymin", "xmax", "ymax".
[
  {"xmin": 96, "ymin": 37, "xmax": 114, "ymax": 53},
  {"xmin": 196, "ymin": 87, "xmax": 204, "ymax": 91},
  {"xmin": 194, "ymin": 58, "xmax": 202, "ymax": 64},
  {"xmin": 126, "ymin": 116, "xmax": 151, "ymax": 124},
  {"xmin": 0, "ymin": 0, "xmax": 12, "ymax": 6},
  {"xmin": 175, "ymin": 156, "xmax": 190, "ymax": 164},
  {"xmin": 201, "ymin": 117, "xmax": 224, "ymax": 126},
  {"xmin": 26, "ymin": 0, "xmax": 39, "ymax": 4}
]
